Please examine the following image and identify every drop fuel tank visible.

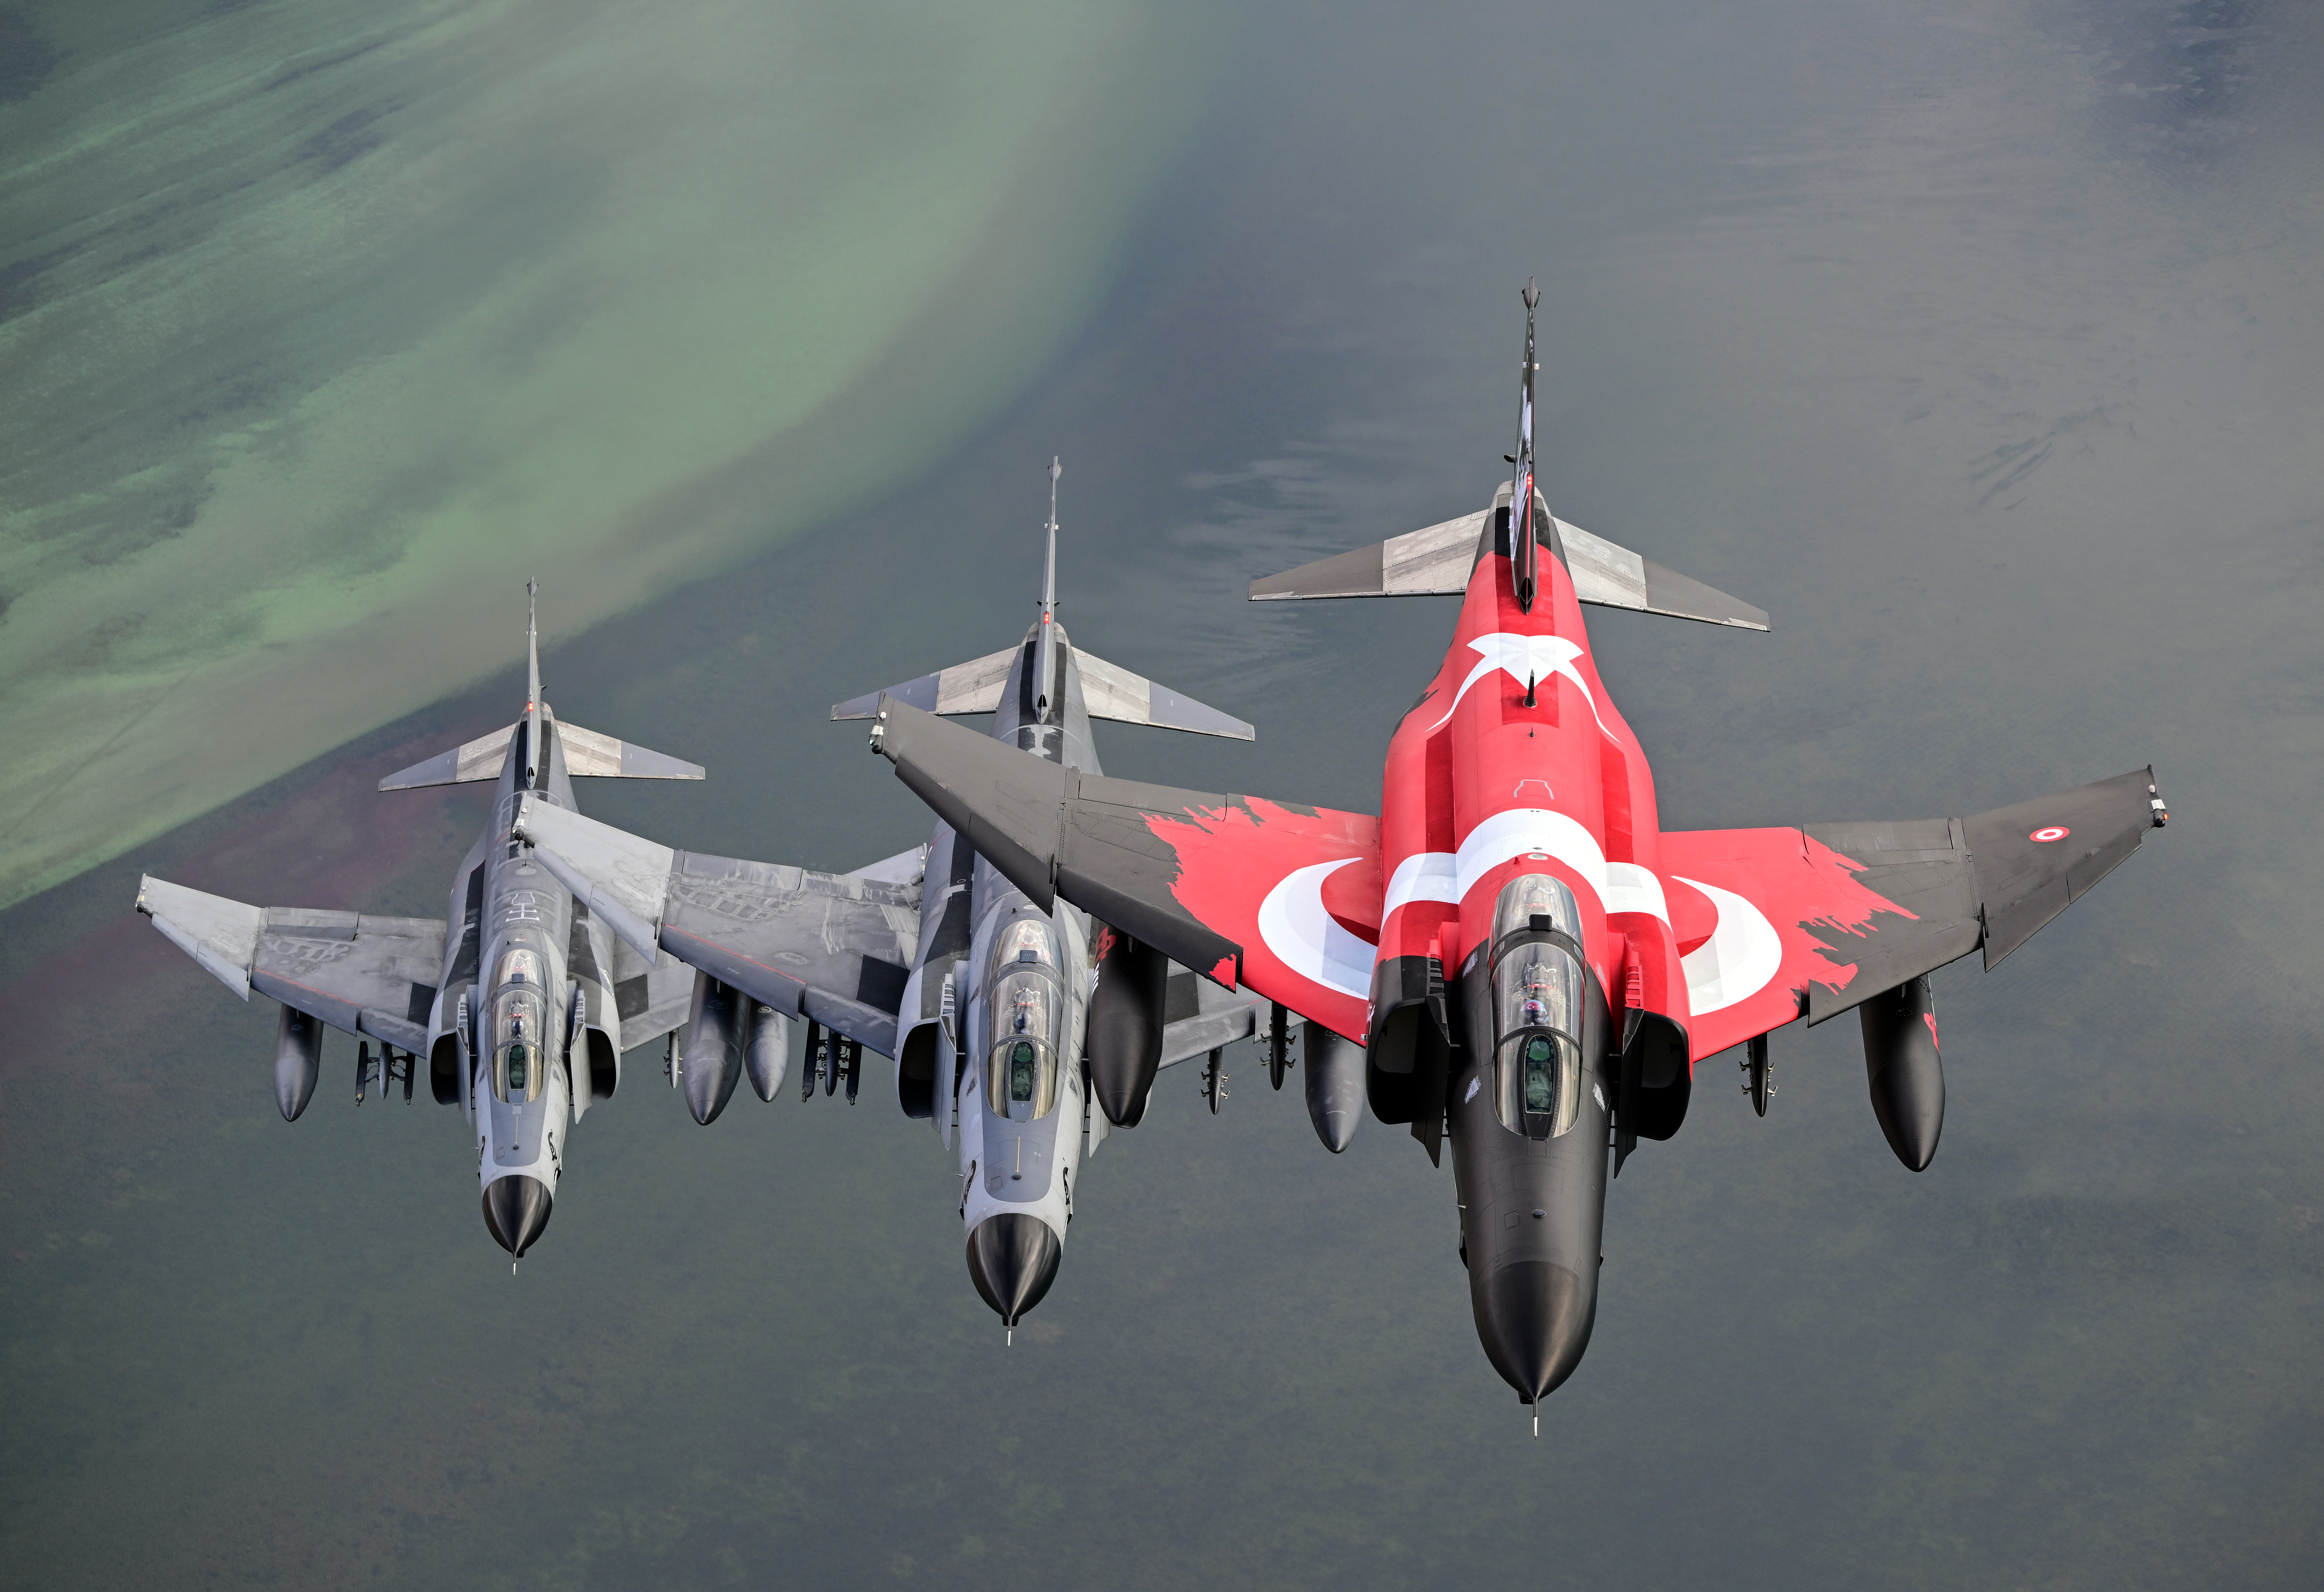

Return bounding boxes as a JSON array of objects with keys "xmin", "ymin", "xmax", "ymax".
[
  {"xmin": 274, "ymin": 1003, "xmax": 323, "ymax": 1121},
  {"xmin": 1858, "ymin": 975, "xmax": 1945, "ymax": 1171}
]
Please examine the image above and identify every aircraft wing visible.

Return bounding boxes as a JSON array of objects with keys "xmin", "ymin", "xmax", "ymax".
[
  {"xmin": 610, "ymin": 936, "xmax": 701, "ymax": 1051},
  {"xmin": 135, "ymin": 877, "xmax": 445, "ymax": 1052},
  {"xmin": 865, "ymin": 697, "xmax": 1380, "ymax": 1041},
  {"xmin": 510, "ymin": 796, "xmax": 922, "ymax": 1058},
  {"xmin": 1659, "ymin": 767, "xmax": 2168, "ymax": 1061}
]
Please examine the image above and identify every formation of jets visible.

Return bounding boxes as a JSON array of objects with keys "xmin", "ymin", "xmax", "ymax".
[{"xmin": 137, "ymin": 288, "xmax": 2167, "ymax": 1415}]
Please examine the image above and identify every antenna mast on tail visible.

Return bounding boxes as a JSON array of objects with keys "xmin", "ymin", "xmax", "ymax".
[
  {"xmin": 1513, "ymin": 278, "xmax": 1541, "ymax": 614},
  {"xmin": 1032, "ymin": 457, "xmax": 1061, "ymax": 719},
  {"xmin": 525, "ymin": 577, "xmax": 542, "ymax": 785}
]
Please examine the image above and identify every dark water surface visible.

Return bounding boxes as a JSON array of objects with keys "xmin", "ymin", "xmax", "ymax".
[{"xmin": 5, "ymin": 1, "xmax": 2321, "ymax": 1587}]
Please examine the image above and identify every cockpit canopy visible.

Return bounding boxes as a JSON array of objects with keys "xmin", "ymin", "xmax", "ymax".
[
  {"xmin": 992, "ymin": 918, "xmax": 1058, "ymax": 970},
  {"xmin": 1492, "ymin": 870, "xmax": 1583, "ymax": 953},
  {"xmin": 490, "ymin": 948, "xmax": 549, "ymax": 1104},
  {"xmin": 1489, "ymin": 873, "xmax": 1584, "ymax": 1139},
  {"xmin": 984, "ymin": 916, "xmax": 1063, "ymax": 1121}
]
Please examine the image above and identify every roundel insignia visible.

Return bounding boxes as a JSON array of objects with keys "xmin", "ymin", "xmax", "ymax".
[{"xmin": 2029, "ymin": 825, "xmax": 2070, "ymax": 843}]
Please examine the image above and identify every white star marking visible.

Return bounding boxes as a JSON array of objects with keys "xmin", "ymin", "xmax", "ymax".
[{"xmin": 1430, "ymin": 633, "xmax": 1611, "ymax": 733}]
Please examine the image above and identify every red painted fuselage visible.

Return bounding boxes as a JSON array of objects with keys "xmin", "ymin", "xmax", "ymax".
[
  {"xmin": 1359, "ymin": 489, "xmax": 1691, "ymax": 1407},
  {"xmin": 1374, "ymin": 490, "xmax": 1686, "ymax": 1043}
]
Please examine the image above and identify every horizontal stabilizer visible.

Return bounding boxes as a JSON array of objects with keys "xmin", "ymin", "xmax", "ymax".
[
  {"xmin": 379, "ymin": 715, "xmax": 704, "ymax": 790},
  {"xmin": 1249, "ymin": 506, "xmax": 1768, "ymax": 631},
  {"xmin": 1248, "ymin": 509, "xmax": 1488, "ymax": 602},
  {"xmin": 832, "ymin": 647, "xmax": 1019, "ymax": 721},
  {"xmin": 378, "ymin": 724, "xmax": 517, "ymax": 791},
  {"xmin": 834, "ymin": 645, "xmax": 1252, "ymax": 739},
  {"xmin": 1075, "ymin": 650, "xmax": 1254, "ymax": 739},
  {"xmin": 557, "ymin": 722, "xmax": 705, "ymax": 780}
]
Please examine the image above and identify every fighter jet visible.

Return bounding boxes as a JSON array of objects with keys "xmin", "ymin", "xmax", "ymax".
[
  {"xmin": 854, "ymin": 286, "xmax": 2171, "ymax": 1418},
  {"xmin": 135, "ymin": 584, "xmax": 706, "ymax": 1263},
  {"xmin": 508, "ymin": 461, "xmax": 1266, "ymax": 1335}
]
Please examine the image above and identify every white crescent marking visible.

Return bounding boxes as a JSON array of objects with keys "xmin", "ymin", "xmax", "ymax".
[
  {"xmin": 1604, "ymin": 862, "xmax": 1669, "ymax": 922},
  {"xmin": 1384, "ymin": 850, "xmax": 1460, "ymax": 916},
  {"xmin": 1430, "ymin": 633, "xmax": 1612, "ymax": 733},
  {"xmin": 1672, "ymin": 875, "xmax": 1783, "ymax": 1014},
  {"xmin": 1455, "ymin": 808, "xmax": 1608, "ymax": 904},
  {"xmin": 1256, "ymin": 858, "xmax": 1375, "ymax": 1000},
  {"xmin": 1385, "ymin": 832, "xmax": 1676, "ymax": 928}
]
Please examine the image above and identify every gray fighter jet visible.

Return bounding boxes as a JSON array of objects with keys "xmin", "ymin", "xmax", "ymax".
[
  {"xmin": 136, "ymin": 585, "xmax": 705, "ymax": 1262},
  {"xmin": 510, "ymin": 462, "xmax": 1267, "ymax": 1334}
]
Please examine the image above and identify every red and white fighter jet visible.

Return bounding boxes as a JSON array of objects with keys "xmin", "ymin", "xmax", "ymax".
[{"xmin": 864, "ymin": 284, "xmax": 2169, "ymax": 1417}]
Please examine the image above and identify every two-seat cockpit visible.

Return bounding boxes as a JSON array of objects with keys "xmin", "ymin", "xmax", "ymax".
[
  {"xmin": 983, "ymin": 917, "xmax": 1065, "ymax": 1124},
  {"xmin": 1488, "ymin": 873, "xmax": 1586, "ymax": 1140},
  {"xmin": 489, "ymin": 948, "xmax": 553, "ymax": 1105}
]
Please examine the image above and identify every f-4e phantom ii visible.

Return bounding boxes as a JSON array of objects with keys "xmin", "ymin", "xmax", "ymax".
[
  {"xmin": 510, "ymin": 460, "xmax": 1268, "ymax": 1335},
  {"xmin": 857, "ymin": 287, "xmax": 2171, "ymax": 1419},
  {"xmin": 136, "ymin": 585, "xmax": 705, "ymax": 1263}
]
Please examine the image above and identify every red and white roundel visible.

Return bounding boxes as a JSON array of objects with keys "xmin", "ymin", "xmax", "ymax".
[{"xmin": 2029, "ymin": 825, "xmax": 2070, "ymax": 843}]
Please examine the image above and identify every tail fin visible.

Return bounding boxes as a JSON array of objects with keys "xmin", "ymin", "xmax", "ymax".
[
  {"xmin": 380, "ymin": 582, "xmax": 704, "ymax": 790},
  {"xmin": 379, "ymin": 716, "xmax": 704, "ymax": 790},
  {"xmin": 830, "ymin": 648, "xmax": 1251, "ymax": 740},
  {"xmin": 830, "ymin": 456, "xmax": 1252, "ymax": 740},
  {"xmin": 1032, "ymin": 457, "xmax": 1061, "ymax": 719},
  {"xmin": 1513, "ymin": 277, "xmax": 1541, "ymax": 613},
  {"xmin": 525, "ymin": 577, "xmax": 543, "ymax": 784},
  {"xmin": 1248, "ymin": 280, "xmax": 1767, "ymax": 631}
]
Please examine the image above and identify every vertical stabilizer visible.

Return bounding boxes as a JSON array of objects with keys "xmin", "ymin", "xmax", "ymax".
[
  {"xmin": 1512, "ymin": 278, "xmax": 1541, "ymax": 613},
  {"xmin": 525, "ymin": 578, "xmax": 542, "ymax": 786},
  {"xmin": 1032, "ymin": 459, "xmax": 1061, "ymax": 721},
  {"xmin": 376, "ymin": 580, "xmax": 704, "ymax": 790}
]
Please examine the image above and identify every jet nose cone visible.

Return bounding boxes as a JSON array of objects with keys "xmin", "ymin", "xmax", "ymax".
[
  {"xmin": 1479, "ymin": 1261, "xmax": 1597, "ymax": 1404},
  {"xmin": 481, "ymin": 1175, "xmax": 554, "ymax": 1258},
  {"xmin": 964, "ymin": 1213, "xmax": 1062, "ymax": 1327}
]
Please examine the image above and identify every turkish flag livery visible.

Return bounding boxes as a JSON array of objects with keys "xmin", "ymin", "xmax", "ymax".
[
  {"xmin": 1153, "ymin": 799, "xmax": 1379, "ymax": 1041},
  {"xmin": 1657, "ymin": 827, "xmax": 1915, "ymax": 1061}
]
